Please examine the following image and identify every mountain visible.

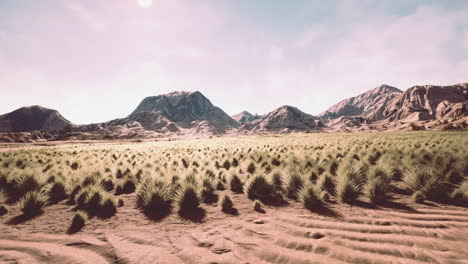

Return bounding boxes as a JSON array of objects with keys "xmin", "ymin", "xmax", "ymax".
[
  {"xmin": 320, "ymin": 84, "xmax": 402, "ymax": 120},
  {"xmin": 232, "ymin": 111, "xmax": 262, "ymax": 123},
  {"xmin": 382, "ymin": 83, "xmax": 468, "ymax": 122},
  {"xmin": 0, "ymin": 105, "xmax": 73, "ymax": 133},
  {"xmin": 131, "ymin": 91, "xmax": 238, "ymax": 131},
  {"xmin": 243, "ymin": 105, "xmax": 322, "ymax": 133}
]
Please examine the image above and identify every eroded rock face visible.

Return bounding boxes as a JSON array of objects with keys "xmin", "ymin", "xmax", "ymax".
[
  {"xmin": 232, "ymin": 111, "xmax": 262, "ymax": 123},
  {"xmin": 320, "ymin": 85, "xmax": 402, "ymax": 120},
  {"xmin": 383, "ymin": 83, "xmax": 468, "ymax": 122},
  {"xmin": 247, "ymin": 105, "xmax": 322, "ymax": 133},
  {"xmin": 132, "ymin": 91, "xmax": 239, "ymax": 130},
  {"xmin": 0, "ymin": 106, "xmax": 73, "ymax": 133}
]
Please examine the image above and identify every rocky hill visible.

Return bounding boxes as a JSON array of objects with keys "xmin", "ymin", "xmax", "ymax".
[
  {"xmin": 0, "ymin": 106, "xmax": 73, "ymax": 133},
  {"xmin": 382, "ymin": 83, "xmax": 467, "ymax": 122},
  {"xmin": 320, "ymin": 84, "xmax": 402, "ymax": 120},
  {"xmin": 131, "ymin": 91, "xmax": 238, "ymax": 132},
  {"xmin": 231, "ymin": 111, "xmax": 262, "ymax": 123},
  {"xmin": 243, "ymin": 105, "xmax": 322, "ymax": 133}
]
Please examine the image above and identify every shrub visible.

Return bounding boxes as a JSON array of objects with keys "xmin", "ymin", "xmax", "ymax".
[
  {"xmin": 244, "ymin": 174, "xmax": 274, "ymax": 202},
  {"xmin": 49, "ymin": 180, "xmax": 68, "ymax": 203},
  {"xmin": 177, "ymin": 183, "xmax": 200, "ymax": 213},
  {"xmin": 229, "ymin": 173, "xmax": 243, "ymax": 193},
  {"xmin": 19, "ymin": 191, "xmax": 47, "ymax": 216},
  {"xmin": 299, "ymin": 184, "xmax": 322, "ymax": 211},
  {"xmin": 69, "ymin": 211, "xmax": 87, "ymax": 233},
  {"xmin": 253, "ymin": 199, "xmax": 264, "ymax": 212},
  {"xmin": 136, "ymin": 178, "xmax": 173, "ymax": 219},
  {"xmin": 220, "ymin": 194, "xmax": 234, "ymax": 213},
  {"xmin": 285, "ymin": 172, "xmax": 304, "ymax": 199},
  {"xmin": 364, "ymin": 167, "xmax": 390, "ymax": 204}
]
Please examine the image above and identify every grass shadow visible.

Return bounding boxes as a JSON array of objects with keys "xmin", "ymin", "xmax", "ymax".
[
  {"xmin": 379, "ymin": 200, "xmax": 420, "ymax": 213},
  {"xmin": 178, "ymin": 207, "xmax": 206, "ymax": 223},
  {"xmin": 222, "ymin": 207, "xmax": 239, "ymax": 216},
  {"xmin": 143, "ymin": 206, "xmax": 173, "ymax": 222},
  {"xmin": 202, "ymin": 194, "xmax": 219, "ymax": 204},
  {"xmin": 314, "ymin": 205, "xmax": 342, "ymax": 218},
  {"xmin": 7, "ymin": 212, "xmax": 42, "ymax": 225}
]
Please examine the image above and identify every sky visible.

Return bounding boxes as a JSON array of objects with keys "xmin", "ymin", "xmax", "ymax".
[{"xmin": 1, "ymin": 0, "xmax": 467, "ymax": 124}]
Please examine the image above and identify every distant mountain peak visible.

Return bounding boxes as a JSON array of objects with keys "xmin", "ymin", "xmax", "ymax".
[
  {"xmin": 0, "ymin": 105, "xmax": 73, "ymax": 133},
  {"xmin": 319, "ymin": 84, "xmax": 403, "ymax": 120}
]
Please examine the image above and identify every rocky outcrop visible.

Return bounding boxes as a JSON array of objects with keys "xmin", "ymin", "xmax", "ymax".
[
  {"xmin": 320, "ymin": 85, "xmax": 402, "ymax": 120},
  {"xmin": 232, "ymin": 111, "xmax": 262, "ymax": 123},
  {"xmin": 382, "ymin": 83, "xmax": 467, "ymax": 122},
  {"xmin": 0, "ymin": 106, "xmax": 73, "ymax": 133},
  {"xmin": 245, "ymin": 105, "xmax": 322, "ymax": 133}
]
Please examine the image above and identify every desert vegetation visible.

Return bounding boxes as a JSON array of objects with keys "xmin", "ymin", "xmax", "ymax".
[{"xmin": 0, "ymin": 131, "xmax": 466, "ymax": 229}]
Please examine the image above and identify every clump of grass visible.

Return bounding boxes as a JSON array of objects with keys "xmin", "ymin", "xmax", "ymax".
[
  {"xmin": 220, "ymin": 194, "xmax": 234, "ymax": 213},
  {"xmin": 222, "ymin": 160, "xmax": 231, "ymax": 170},
  {"xmin": 177, "ymin": 183, "xmax": 200, "ymax": 214},
  {"xmin": 247, "ymin": 162, "xmax": 256, "ymax": 174},
  {"xmin": 229, "ymin": 173, "xmax": 243, "ymax": 193},
  {"xmin": 200, "ymin": 177, "xmax": 216, "ymax": 203},
  {"xmin": 99, "ymin": 194, "xmax": 117, "ymax": 218},
  {"xmin": 270, "ymin": 170, "xmax": 284, "ymax": 195},
  {"xmin": 19, "ymin": 191, "xmax": 47, "ymax": 216},
  {"xmin": 285, "ymin": 172, "xmax": 304, "ymax": 199},
  {"xmin": 451, "ymin": 181, "xmax": 468, "ymax": 204},
  {"xmin": 253, "ymin": 199, "xmax": 264, "ymax": 212},
  {"xmin": 136, "ymin": 178, "xmax": 173, "ymax": 219},
  {"xmin": 100, "ymin": 177, "xmax": 115, "ymax": 191},
  {"xmin": 49, "ymin": 180, "xmax": 68, "ymax": 203},
  {"xmin": 403, "ymin": 166, "xmax": 450, "ymax": 202},
  {"xmin": 216, "ymin": 180, "xmax": 225, "ymax": 190},
  {"xmin": 299, "ymin": 183, "xmax": 322, "ymax": 211},
  {"xmin": 122, "ymin": 177, "xmax": 137, "ymax": 194},
  {"xmin": 69, "ymin": 211, "xmax": 87, "ymax": 233},
  {"xmin": 336, "ymin": 164, "xmax": 363, "ymax": 203},
  {"xmin": 244, "ymin": 174, "xmax": 274, "ymax": 202},
  {"xmin": 316, "ymin": 173, "xmax": 335, "ymax": 196},
  {"xmin": 0, "ymin": 205, "xmax": 8, "ymax": 216},
  {"xmin": 364, "ymin": 166, "xmax": 390, "ymax": 204}
]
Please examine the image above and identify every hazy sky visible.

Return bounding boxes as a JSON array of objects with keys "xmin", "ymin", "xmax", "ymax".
[{"xmin": 1, "ymin": 0, "xmax": 467, "ymax": 124}]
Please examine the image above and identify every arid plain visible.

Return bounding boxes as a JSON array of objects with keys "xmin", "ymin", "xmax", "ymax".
[{"xmin": 1, "ymin": 131, "xmax": 467, "ymax": 264}]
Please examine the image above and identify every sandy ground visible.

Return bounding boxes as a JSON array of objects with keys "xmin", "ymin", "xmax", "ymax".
[{"xmin": 1, "ymin": 181, "xmax": 468, "ymax": 264}]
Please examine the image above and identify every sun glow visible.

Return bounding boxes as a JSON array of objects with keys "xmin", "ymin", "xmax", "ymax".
[{"xmin": 137, "ymin": 0, "xmax": 153, "ymax": 8}]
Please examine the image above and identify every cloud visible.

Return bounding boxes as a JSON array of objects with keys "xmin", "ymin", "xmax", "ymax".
[{"xmin": 1, "ymin": 1, "xmax": 467, "ymax": 121}]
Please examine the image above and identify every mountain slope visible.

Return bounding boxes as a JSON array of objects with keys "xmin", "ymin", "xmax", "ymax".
[
  {"xmin": 320, "ymin": 84, "xmax": 402, "ymax": 120},
  {"xmin": 244, "ymin": 105, "xmax": 322, "ymax": 133},
  {"xmin": 0, "ymin": 106, "xmax": 73, "ymax": 133}
]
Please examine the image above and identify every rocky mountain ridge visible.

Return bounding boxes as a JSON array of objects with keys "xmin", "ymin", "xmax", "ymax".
[{"xmin": 0, "ymin": 83, "xmax": 466, "ymax": 142}]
